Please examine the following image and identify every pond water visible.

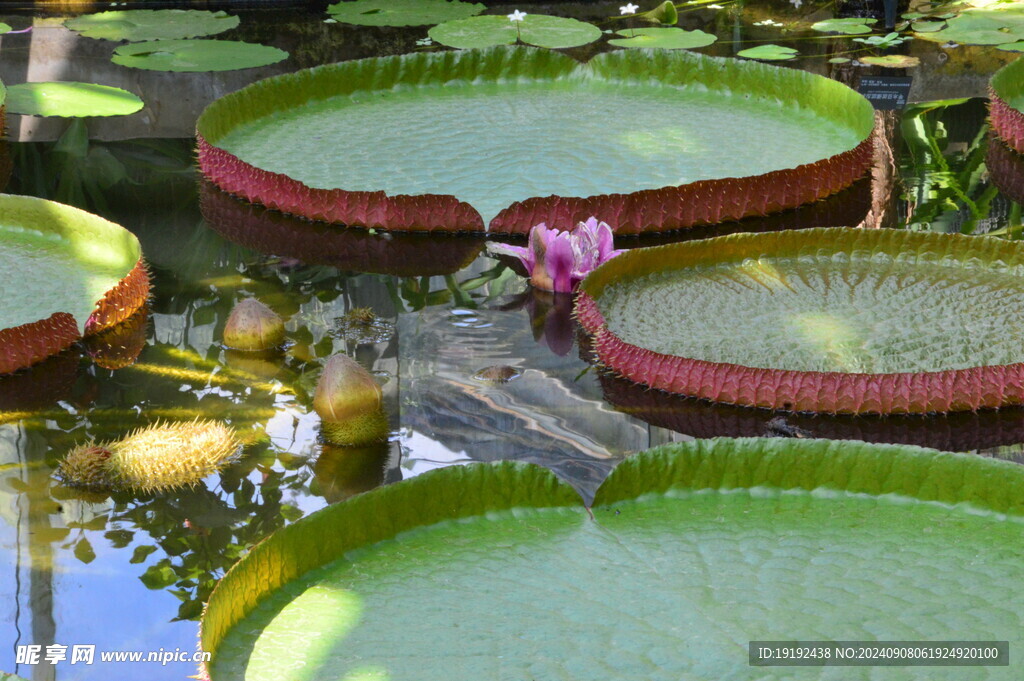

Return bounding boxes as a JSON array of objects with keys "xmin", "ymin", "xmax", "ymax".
[{"xmin": 2, "ymin": 1, "xmax": 1024, "ymax": 679}]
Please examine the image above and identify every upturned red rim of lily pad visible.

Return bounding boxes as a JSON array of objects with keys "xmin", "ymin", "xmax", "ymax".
[
  {"xmin": 0, "ymin": 195, "xmax": 150, "ymax": 375},
  {"xmin": 991, "ymin": 57, "xmax": 1024, "ymax": 154},
  {"xmin": 576, "ymin": 227, "xmax": 1024, "ymax": 415},
  {"xmin": 196, "ymin": 47, "xmax": 875, "ymax": 235}
]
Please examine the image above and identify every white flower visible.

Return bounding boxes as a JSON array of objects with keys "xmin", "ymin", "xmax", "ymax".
[
  {"xmin": 508, "ymin": 10, "xmax": 527, "ymax": 22},
  {"xmin": 753, "ymin": 18, "xmax": 783, "ymax": 26},
  {"xmin": 706, "ymin": 4, "xmax": 724, "ymax": 8},
  {"xmin": 415, "ymin": 37, "xmax": 433, "ymax": 46},
  {"xmin": 620, "ymin": 3, "xmax": 640, "ymax": 14}
]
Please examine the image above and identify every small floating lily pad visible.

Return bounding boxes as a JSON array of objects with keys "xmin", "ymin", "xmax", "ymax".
[
  {"xmin": 428, "ymin": 14, "xmax": 601, "ymax": 49},
  {"xmin": 608, "ymin": 27, "xmax": 716, "ymax": 49},
  {"xmin": 811, "ymin": 17, "xmax": 877, "ymax": 34},
  {"xmin": 736, "ymin": 44, "xmax": 798, "ymax": 60},
  {"xmin": 326, "ymin": 0, "xmax": 484, "ymax": 26},
  {"xmin": 859, "ymin": 54, "xmax": 920, "ymax": 67},
  {"xmin": 6, "ymin": 82, "xmax": 143, "ymax": 117},
  {"xmin": 112, "ymin": 39, "xmax": 288, "ymax": 72},
  {"xmin": 65, "ymin": 9, "xmax": 240, "ymax": 41},
  {"xmin": 998, "ymin": 40, "xmax": 1024, "ymax": 51}
]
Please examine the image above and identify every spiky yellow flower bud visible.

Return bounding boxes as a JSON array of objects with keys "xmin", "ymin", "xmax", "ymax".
[
  {"xmin": 223, "ymin": 299, "xmax": 285, "ymax": 352},
  {"xmin": 57, "ymin": 420, "xmax": 240, "ymax": 493},
  {"xmin": 313, "ymin": 354, "xmax": 389, "ymax": 446}
]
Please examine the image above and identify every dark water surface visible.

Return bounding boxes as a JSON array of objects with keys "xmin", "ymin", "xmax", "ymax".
[{"xmin": 2, "ymin": 1, "xmax": 1024, "ymax": 679}]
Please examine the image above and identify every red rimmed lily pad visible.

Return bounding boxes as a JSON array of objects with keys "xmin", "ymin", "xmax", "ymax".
[
  {"xmin": 0, "ymin": 194, "xmax": 150, "ymax": 374},
  {"xmin": 991, "ymin": 56, "xmax": 1024, "ymax": 154},
  {"xmin": 196, "ymin": 47, "xmax": 874, "ymax": 234},
  {"xmin": 200, "ymin": 439, "xmax": 1024, "ymax": 679},
  {"xmin": 577, "ymin": 227, "xmax": 1024, "ymax": 414}
]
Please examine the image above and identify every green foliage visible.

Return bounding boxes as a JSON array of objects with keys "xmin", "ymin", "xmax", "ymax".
[
  {"xmin": 428, "ymin": 14, "xmax": 601, "ymax": 49},
  {"xmin": 326, "ymin": 0, "xmax": 484, "ymax": 27},
  {"xmin": 64, "ymin": 9, "xmax": 239, "ymax": 42},
  {"xmin": 6, "ymin": 82, "xmax": 143, "ymax": 117},
  {"xmin": 811, "ymin": 17, "xmax": 877, "ymax": 34},
  {"xmin": 112, "ymin": 39, "xmax": 288, "ymax": 72},
  {"xmin": 736, "ymin": 44, "xmax": 798, "ymax": 60},
  {"xmin": 608, "ymin": 27, "xmax": 716, "ymax": 49}
]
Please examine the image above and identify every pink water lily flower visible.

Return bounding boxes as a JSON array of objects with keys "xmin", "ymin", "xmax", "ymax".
[{"xmin": 488, "ymin": 217, "xmax": 625, "ymax": 293}]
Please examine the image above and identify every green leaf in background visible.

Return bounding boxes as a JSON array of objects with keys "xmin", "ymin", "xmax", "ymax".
[
  {"xmin": 608, "ymin": 27, "xmax": 716, "ymax": 49},
  {"xmin": 6, "ymin": 82, "xmax": 144, "ymax": 117},
  {"xmin": 911, "ymin": 19, "xmax": 945, "ymax": 32},
  {"xmin": 0, "ymin": 23, "xmax": 11, "ymax": 33},
  {"xmin": 112, "ymin": 40, "xmax": 288, "ymax": 72},
  {"xmin": 997, "ymin": 40, "xmax": 1024, "ymax": 50},
  {"xmin": 129, "ymin": 544, "xmax": 159, "ymax": 563},
  {"xmin": 811, "ymin": 17, "xmax": 877, "ymax": 34},
  {"xmin": 326, "ymin": 0, "xmax": 484, "ymax": 26},
  {"xmin": 203, "ymin": 439, "xmax": 1024, "ymax": 681},
  {"xmin": 736, "ymin": 44, "xmax": 798, "ymax": 60},
  {"xmin": 859, "ymin": 54, "xmax": 920, "ymax": 67},
  {"xmin": 915, "ymin": 6, "xmax": 1024, "ymax": 45},
  {"xmin": 428, "ymin": 14, "xmax": 601, "ymax": 49},
  {"xmin": 65, "ymin": 9, "xmax": 240, "ymax": 41},
  {"xmin": 635, "ymin": 0, "xmax": 678, "ymax": 25}
]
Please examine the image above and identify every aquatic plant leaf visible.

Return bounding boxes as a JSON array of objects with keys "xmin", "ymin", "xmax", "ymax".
[
  {"xmin": 0, "ymin": 23, "xmax": 11, "ymax": 33},
  {"xmin": 607, "ymin": 27, "xmax": 716, "ymax": 49},
  {"xmin": 811, "ymin": 17, "xmax": 876, "ymax": 34},
  {"xmin": 858, "ymin": 54, "xmax": 920, "ymax": 67},
  {"xmin": 0, "ymin": 194, "xmax": 148, "ymax": 374},
  {"xmin": 326, "ymin": 0, "xmax": 484, "ymax": 26},
  {"xmin": 6, "ymin": 82, "xmax": 143, "ymax": 117},
  {"xmin": 428, "ymin": 14, "xmax": 601, "ymax": 49},
  {"xmin": 577, "ymin": 227, "xmax": 1024, "ymax": 413},
  {"xmin": 997, "ymin": 40, "xmax": 1024, "ymax": 50},
  {"xmin": 112, "ymin": 39, "xmax": 288, "ymax": 72},
  {"xmin": 196, "ymin": 47, "xmax": 872, "ymax": 234},
  {"xmin": 911, "ymin": 19, "xmax": 945, "ymax": 32},
  {"xmin": 916, "ymin": 6, "xmax": 1024, "ymax": 44},
  {"xmin": 736, "ymin": 43, "xmax": 798, "ymax": 60},
  {"xmin": 990, "ymin": 56, "xmax": 1024, "ymax": 153},
  {"xmin": 202, "ymin": 439, "xmax": 1024, "ymax": 680},
  {"xmin": 64, "ymin": 9, "xmax": 239, "ymax": 41}
]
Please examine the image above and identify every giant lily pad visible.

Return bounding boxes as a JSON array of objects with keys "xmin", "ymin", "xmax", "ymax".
[
  {"xmin": 64, "ymin": 9, "xmax": 239, "ymax": 41},
  {"xmin": 0, "ymin": 194, "xmax": 149, "ymax": 374},
  {"xmin": 811, "ymin": 17, "xmax": 877, "ymax": 34},
  {"xmin": 196, "ymin": 47, "xmax": 873, "ymax": 234},
  {"xmin": 202, "ymin": 438, "xmax": 1024, "ymax": 680},
  {"xmin": 6, "ymin": 82, "xmax": 144, "ymax": 117},
  {"xmin": 991, "ymin": 56, "xmax": 1024, "ymax": 154},
  {"xmin": 915, "ymin": 5, "xmax": 1024, "ymax": 45},
  {"xmin": 326, "ymin": 0, "xmax": 484, "ymax": 26},
  {"xmin": 576, "ymin": 227, "xmax": 1024, "ymax": 414},
  {"xmin": 112, "ymin": 39, "xmax": 288, "ymax": 72},
  {"xmin": 428, "ymin": 14, "xmax": 601, "ymax": 49}
]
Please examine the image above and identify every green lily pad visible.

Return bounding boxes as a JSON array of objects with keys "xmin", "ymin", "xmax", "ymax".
[
  {"xmin": 608, "ymin": 27, "xmax": 717, "ymax": 49},
  {"xmin": 0, "ymin": 24, "xmax": 11, "ymax": 34},
  {"xmin": 997, "ymin": 40, "xmax": 1024, "ymax": 50},
  {"xmin": 810, "ymin": 17, "xmax": 877, "ymax": 34},
  {"xmin": 916, "ymin": 6, "xmax": 1024, "ymax": 44},
  {"xmin": 428, "ymin": 14, "xmax": 601, "ymax": 49},
  {"xmin": 6, "ymin": 82, "xmax": 144, "ymax": 117},
  {"xmin": 203, "ymin": 438, "xmax": 1024, "ymax": 680},
  {"xmin": 0, "ymin": 193, "xmax": 146, "ymax": 373},
  {"xmin": 111, "ymin": 39, "xmax": 288, "ymax": 72},
  {"xmin": 911, "ymin": 19, "xmax": 946, "ymax": 32},
  {"xmin": 578, "ymin": 227, "xmax": 1024, "ymax": 413},
  {"xmin": 325, "ymin": 0, "xmax": 484, "ymax": 26},
  {"xmin": 736, "ymin": 43, "xmax": 798, "ymax": 60},
  {"xmin": 64, "ymin": 9, "xmax": 240, "ymax": 42},
  {"xmin": 858, "ymin": 54, "xmax": 920, "ymax": 67},
  {"xmin": 197, "ymin": 47, "xmax": 873, "ymax": 233}
]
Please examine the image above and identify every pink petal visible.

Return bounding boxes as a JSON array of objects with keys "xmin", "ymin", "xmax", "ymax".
[
  {"xmin": 542, "ymin": 231, "xmax": 576, "ymax": 293},
  {"xmin": 486, "ymin": 241, "xmax": 533, "ymax": 270}
]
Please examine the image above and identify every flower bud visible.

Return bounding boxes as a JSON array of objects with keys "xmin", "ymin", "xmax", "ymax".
[{"xmin": 223, "ymin": 299, "xmax": 285, "ymax": 351}]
